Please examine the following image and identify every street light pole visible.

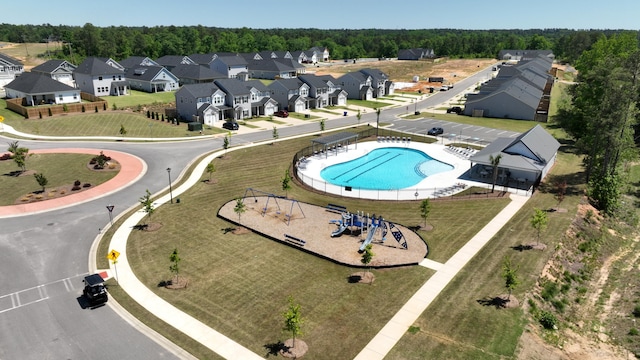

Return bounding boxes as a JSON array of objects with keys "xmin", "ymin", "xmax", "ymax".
[
  {"xmin": 167, "ymin": 168, "xmax": 173, "ymax": 204},
  {"xmin": 376, "ymin": 108, "xmax": 381, "ymax": 137}
]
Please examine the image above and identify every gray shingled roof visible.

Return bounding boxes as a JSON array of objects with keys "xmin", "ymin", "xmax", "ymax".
[
  {"xmin": 298, "ymin": 74, "xmax": 328, "ymax": 89},
  {"xmin": 178, "ymin": 83, "xmax": 220, "ymax": 98},
  {"xmin": 214, "ymin": 78, "xmax": 250, "ymax": 96},
  {"xmin": 156, "ymin": 55, "xmax": 195, "ymax": 67},
  {"xmin": 0, "ymin": 52, "xmax": 23, "ymax": 66},
  {"xmin": 170, "ymin": 64, "xmax": 225, "ymax": 80},
  {"xmin": 124, "ymin": 65, "xmax": 170, "ymax": 81},
  {"xmin": 31, "ymin": 59, "xmax": 75, "ymax": 73},
  {"xmin": 5, "ymin": 72, "xmax": 76, "ymax": 94},
  {"xmin": 75, "ymin": 57, "xmax": 124, "ymax": 75}
]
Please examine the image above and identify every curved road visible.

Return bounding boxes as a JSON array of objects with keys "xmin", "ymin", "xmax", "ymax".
[{"xmin": 0, "ymin": 63, "xmax": 505, "ymax": 359}]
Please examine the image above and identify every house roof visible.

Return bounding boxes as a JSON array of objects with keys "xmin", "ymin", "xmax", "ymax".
[
  {"xmin": 0, "ymin": 52, "xmax": 23, "ymax": 66},
  {"xmin": 125, "ymin": 65, "xmax": 176, "ymax": 82},
  {"xmin": 298, "ymin": 74, "xmax": 328, "ymax": 89},
  {"xmin": 177, "ymin": 83, "xmax": 221, "ymax": 98},
  {"xmin": 118, "ymin": 56, "xmax": 159, "ymax": 70},
  {"xmin": 189, "ymin": 53, "xmax": 217, "ymax": 65},
  {"xmin": 5, "ymin": 71, "xmax": 76, "ymax": 94},
  {"xmin": 244, "ymin": 79, "xmax": 270, "ymax": 93},
  {"xmin": 31, "ymin": 59, "xmax": 76, "ymax": 74},
  {"xmin": 75, "ymin": 57, "xmax": 124, "ymax": 75},
  {"xmin": 214, "ymin": 78, "xmax": 250, "ymax": 96},
  {"xmin": 170, "ymin": 64, "xmax": 225, "ymax": 80},
  {"xmin": 470, "ymin": 125, "xmax": 560, "ymax": 172},
  {"xmin": 214, "ymin": 55, "xmax": 248, "ymax": 67},
  {"xmin": 155, "ymin": 55, "xmax": 196, "ymax": 67},
  {"xmin": 271, "ymin": 78, "xmax": 306, "ymax": 91},
  {"xmin": 360, "ymin": 68, "xmax": 389, "ymax": 82}
]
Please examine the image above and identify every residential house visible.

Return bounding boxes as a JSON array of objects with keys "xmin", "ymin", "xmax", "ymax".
[
  {"xmin": 5, "ymin": 71, "xmax": 80, "ymax": 106},
  {"xmin": 125, "ymin": 65, "xmax": 179, "ymax": 93},
  {"xmin": 214, "ymin": 78, "xmax": 254, "ymax": 119},
  {"xmin": 498, "ymin": 49, "xmax": 554, "ymax": 62},
  {"xmin": 155, "ymin": 55, "xmax": 196, "ymax": 71},
  {"xmin": 0, "ymin": 53, "xmax": 24, "ymax": 88},
  {"xmin": 268, "ymin": 78, "xmax": 310, "ymax": 113},
  {"xmin": 74, "ymin": 57, "xmax": 128, "ymax": 96},
  {"xmin": 117, "ymin": 56, "xmax": 159, "ymax": 70},
  {"xmin": 397, "ymin": 48, "xmax": 435, "ymax": 60},
  {"xmin": 359, "ymin": 68, "xmax": 394, "ymax": 97},
  {"xmin": 298, "ymin": 74, "xmax": 331, "ymax": 109},
  {"xmin": 170, "ymin": 64, "xmax": 226, "ymax": 85},
  {"xmin": 290, "ymin": 50, "xmax": 309, "ymax": 64},
  {"xmin": 98, "ymin": 57, "xmax": 125, "ymax": 71},
  {"xmin": 247, "ymin": 58, "xmax": 302, "ymax": 80},
  {"xmin": 309, "ymin": 46, "xmax": 330, "ymax": 62},
  {"xmin": 469, "ymin": 124, "xmax": 560, "ymax": 187},
  {"xmin": 337, "ymin": 72, "xmax": 374, "ymax": 100},
  {"xmin": 316, "ymin": 75, "xmax": 348, "ymax": 106},
  {"xmin": 463, "ymin": 55, "xmax": 553, "ymax": 121},
  {"xmin": 211, "ymin": 55, "xmax": 249, "ymax": 79},
  {"xmin": 244, "ymin": 79, "xmax": 279, "ymax": 117},
  {"xmin": 31, "ymin": 59, "xmax": 77, "ymax": 87},
  {"xmin": 175, "ymin": 83, "xmax": 227, "ymax": 125}
]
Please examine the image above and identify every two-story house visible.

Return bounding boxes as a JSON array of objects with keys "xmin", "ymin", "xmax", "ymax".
[
  {"xmin": 359, "ymin": 68, "xmax": 394, "ymax": 97},
  {"xmin": 170, "ymin": 64, "xmax": 226, "ymax": 86},
  {"xmin": 31, "ymin": 59, "xmax": 77, "ymax": 87},
  {"xmin": 213, "ymin": 78, "xmax": 254, "ymax": 119},
  {"xmin": 244, "ymin": 80, "xmax": 279, "ymax": 117},
  {"xmin": 118, "ymin": 56, "xmax": 159, "ymax": 70},
  {"xmin": 338, "ymin": 72, "xmax": 373, "ymax": 100},
  {"xmin": 125, "ymin": 65, "xmax": 179, "ymax": 93},
  {"xmin": 175, "ymin": 83, "xmax": 226, "ymax": 125},
  {"xmin": 74, "ymin": 57, "xmax": 128, "ymax": 96},
  {"xmin": 309, "ymin": 46, "xmax": 330, "ymax": 62},
  {"xmin": 155, "ymin": 55, "xmax": 197, "ymax": 72},
  {"xmin": 211, "ymin": 55, "xmax": 249, "ymax": 79},
  {"xmin": 316, "ymin": 75, "xmax": 348, "ymax": 106},
  {"xmin": 0, "ymin": 53, "xmax": 24, "ymax": 88},
  {"xmin": 268, "ymin": 78, "xmax": 310, "ymax": 113},
  {"xmin": 298, "ymin": 74, "xmax": 331, "ymax": 109}
]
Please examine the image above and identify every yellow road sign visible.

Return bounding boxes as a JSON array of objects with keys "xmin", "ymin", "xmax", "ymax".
[
  {"xmin": 0, "ymin": 116, "xmax": 4, "ymax": 122},
  {"xmin": 107, "ymin": 249, "xmax": 120, "ymax": 261}
]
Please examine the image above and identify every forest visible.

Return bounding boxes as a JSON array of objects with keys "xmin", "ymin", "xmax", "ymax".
[{"xmin": 0, "ymin": 23, "xmax": 635, "ymax": 63}]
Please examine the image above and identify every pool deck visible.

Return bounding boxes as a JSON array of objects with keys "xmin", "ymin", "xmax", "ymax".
[{"xmin": 297, "ymin": 139, "xmax": 478, "ymax": 200}]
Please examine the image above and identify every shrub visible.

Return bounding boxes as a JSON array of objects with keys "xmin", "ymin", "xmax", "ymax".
[
  {"xmin": 39, "ymin": 111, "xmax": 42, "ymax": 119},
  {"xmin": 35, "ymin": 195, "xmax": 43, "ymax": 200},
  {"xmin": 633, "ymin": 305, "xmax": 640, "ymax": 318},
  {"xmin": 82, "ymin": 105, "xmax": 85, "ymax": 113},
  {"xmin": 103, "ymin": 103, "xmax": 107, "ymax": 111},
  {"xmin": 63, "ymin": 104, "xmax": 68, "ymax": 112},
  {"xmin": 541, "ymin": 281, "xmax": 559, "ymax": 301},
  {"xmin": 112, "ymin": 103, "xmax": 117, "ymax": 110},
  {"xmin": 60, "ymin": 190, "xmax": 66, "ymax": 194},
  {"xmin": 629, "ymin": 328, "xmax": 639, "ymax": 336},
  {"xmin": 83, "ymin": 183, "xmax": 91, "ymax": 188},
  {"xmin": 72, "ymin": 179, "xmax": 82, "ymax": 191},
  {"xmin": 407, "ymin": 326, "xmax": 420, "ymax": 334},
  {"xmin": 48, "ymin": 108, "xmax": 53, "ymax": 116},
  {"xmin": 539, "ymin": 311, "xmax": 558, "ymax": 330},
  {"xmin": 95, "ymin": 106, "xmax": 98, "ymax": 113},
  {"xmin": 147, "ymin": 110, "xmax": 151, "ymax": 118}
]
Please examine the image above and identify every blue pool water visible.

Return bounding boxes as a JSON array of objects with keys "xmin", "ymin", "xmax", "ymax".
[{"xmin": 320, "ymin": 147, "xmax": 453, "ymax": 190}]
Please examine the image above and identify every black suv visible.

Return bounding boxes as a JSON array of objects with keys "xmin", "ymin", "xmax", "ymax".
[
  {"xmin": 83, "ymin": 274, "xmax": 108, "ymax": 305},
  {"xmin": 446, "ymin": 106, "xmax": 463, "ymax": 114},
  {"xmin": 427, "ymin": 127, "xmax": 444, "ymax": 136},
  {"xmin": 222, "ymin": 121, "xmax": 239, "ymax": 130}
]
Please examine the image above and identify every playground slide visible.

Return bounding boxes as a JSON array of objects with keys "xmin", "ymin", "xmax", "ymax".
[
  {"xmin": 331, "ymin": 222, "xmax": 349, "ymax": 237},
  {"xmin": 359, "ymin": 224, "xmax": 379, "ymax": 251}
]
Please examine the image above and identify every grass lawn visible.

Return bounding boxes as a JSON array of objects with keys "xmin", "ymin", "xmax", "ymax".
[
  {"xmin": 2, "ymin": 112, "xmax": 224, "ymax": 138},
  {"xmin": 0, "ymin": 153, "xmax": 118, "ymax": 205},
  {"xmin": 93, "ymin": 124, "xmax": 589, "ymax": 359},
  {"xmin": 103, "ymin": 90, "xmax": 175, "ymax": 109}
]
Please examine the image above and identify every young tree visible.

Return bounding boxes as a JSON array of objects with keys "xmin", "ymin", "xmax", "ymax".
[
  {"xmin": 361, "ymin": 244, "xmax": 374, "ymax": 284},
  {"xmin": 272, "ymin": 126, "xmax": 279, "ymax": 144},
  {"xmin": 139, "ymin": 189, "xmax": 155, "ymax": 224},
  {"xmin": 223, "ymin": 134, "xmax": 230, "ymax": 155},
  {"xmin": 34, "ymin": 173, "xmax": 48, "ymax": 192},
  {"xmin": 319, "ymin": 118, "xmax": 325, "ymax": 133},
  {"xmin": 530, "ymin": 208, "xmax": 548, "ymax": 246},
  {"xmin": 281, "ymin": 169, "xmax": 292, "ymax": 198},
  {"xmin": 489, "ymin": 154, "xmax": 502, "ymax": 193},
  {"xmin": 206, "ymin": 162, "xmax": 215, "ymax": 182},
  {"xmin": 502, "ymin": 256, "xmax": 519, "ymax": 301},
  {"xmin": 282, "ymin": 295, "xmax": 304, "ymax": 348},
  {"xmin": 13, "ymin": 147, "xmax": 29, "ymax": 173},
  {"xmin": 169, "ymin": 248, "xmax": 181, "ymax": 282},
  {"xmin": 119, "ymin": 124, "xmax": 127, "ymax": 137},
  {"xmin": 419, "ymin": 199, "xmax": 431, "ymax": 228},
  {"xmin": 234, "ymin": 197, "xmax": 246, "ymax": 221},
  {"xmin": 356, "ymin": 109, "xmax": 361, "ymax": 125}
]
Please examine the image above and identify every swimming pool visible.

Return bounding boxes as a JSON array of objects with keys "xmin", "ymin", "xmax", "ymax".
[{"xmin": 320, "ymin": 147, "xmax": 453, "ymax": 190}]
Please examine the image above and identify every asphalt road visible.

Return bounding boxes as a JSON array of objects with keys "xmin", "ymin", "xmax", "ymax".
[{"xmin": 0, "ymin": 62, "xmax": 519, "ymax": 359}]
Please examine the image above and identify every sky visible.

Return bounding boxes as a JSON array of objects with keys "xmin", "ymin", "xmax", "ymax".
[{"xmin": 4, "ymin": 0, "xmax": 640, "ymax": 30}]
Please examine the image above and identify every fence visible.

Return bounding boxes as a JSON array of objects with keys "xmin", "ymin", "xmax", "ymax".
[{"xmin": 5, "ymin": 93, "xmax": 108, "ymax": 119}]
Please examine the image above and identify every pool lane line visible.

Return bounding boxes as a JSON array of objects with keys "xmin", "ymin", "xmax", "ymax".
[
  {"xmin": 329, "ymin": 151, "xmax": 390, "ymax": 180},
  {"xmin": 345, "ymin": 153, "xmax": 403, "ymax": 183}
]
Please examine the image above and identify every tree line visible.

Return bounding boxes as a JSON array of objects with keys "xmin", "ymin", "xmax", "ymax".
[{"xmin": 0, "ymin": 23, "xmax": 633, "ymax": 63}]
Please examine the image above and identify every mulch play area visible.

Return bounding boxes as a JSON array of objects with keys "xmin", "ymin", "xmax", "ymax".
[{"xmin": 218, "ymin": 196, "xmax": 428, "ymax": 267}]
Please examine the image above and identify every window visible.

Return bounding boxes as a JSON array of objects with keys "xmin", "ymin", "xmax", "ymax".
[
  {"xmin": 73, "ymin": 93, "xmax": 78, "ymax": 100},
  {"xmin": 113, "ymin": 76, "xmax": 116, "ymax": 80},
  {"xmin": 98, "ymin": 76, "xmax": 103, "ymax": 81},
  {"xmin": 118, "ymin": 75, "xmax": 122, "ymax": 80}
]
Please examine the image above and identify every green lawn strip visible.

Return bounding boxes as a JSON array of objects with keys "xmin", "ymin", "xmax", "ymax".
[
  {"xmin": 117, "ymin": 129, "xmax": 530, "ymax": 359},
  {"xmin": 348, "ymin": 99, "xmax": 394, "ymax": 109},
  {"xmin": 103, "ymin": 90, "xmax": 175, "ymax": 109},
  {"xmin": 3, "ymin": 112, "xmax": 210, "ymax": 138},
  {"xmin": 0, "ymin": 153, "xmax": 118, "ymax": 205}
]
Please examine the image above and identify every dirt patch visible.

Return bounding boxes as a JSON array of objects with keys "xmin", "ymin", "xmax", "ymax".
[
  {"xmin": 349, "ymin": 271, "xmax": 375, "ymax": 284},
  {"xmin": 279, "ymin": 339, "xmax": 308, "ymax": 358},
  {"xmin": 165, "ymin": 276, "xmax": 189, "ymax": 289}
]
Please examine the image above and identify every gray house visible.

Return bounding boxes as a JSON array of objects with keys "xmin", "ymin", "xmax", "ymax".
[
  {"xmin": 298, "ymin": 74, "xmax": 331, "ymax": 109},
  {"xmin": 244, "ymin": 80, "xmax": 279, "ymax": 117},
  {"xmin": 156, "ymin": 55, "xmax": 197, "ymax": 71},
  {"xmin": 31, "ymin": 59, "xmax": 77, "ymax": 87},
  {"xmin": 359, "ymin": 68, "xmax": 394, "ymax": 97},
  {"xmin": 397, "ymin": 48, "xmax": 435, "ymax": 60},
  {"xmin": 0, "ymin": 52, "xmax": 24, "ymax": 88},
  {"xmin": 338, "ymin": 72, "xmax": 373, "ymax": 100},
  {"xmin": 469, "ymin": 124, "xmax": 560, "ymax": 188},
  {"xmin": 316, "ymin": 75, "xmax": 348, "ymax": 106},
  {"xmin": 175, "ymin": 83, "xmax": 227, "ymax": 125},
  {"xmin": 118, "ymin": 56, "xmax": 159, "ymax": 70},
  {"xmin": 214, "ymin": 78, "xmax": 254, "ymax": 119},
  {"xmin": 268, "ymin": 78, "xmax": 310, "ymax": 113},
  {"xmin": 210, "ymin": 55, "xmax": 248, "ymax": 79}
]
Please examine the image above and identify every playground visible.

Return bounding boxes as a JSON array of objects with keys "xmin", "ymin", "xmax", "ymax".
[{"xmin": 217, "ymin": 191, "xmax": 428, "ymax": 267}]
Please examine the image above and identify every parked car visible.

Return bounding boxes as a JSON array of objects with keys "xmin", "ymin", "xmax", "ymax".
[
  {"xmin": 222, "ymin": 121, "xmax": 239, "ymax": 130},
  {"xmin": 83, "ymin": 273, "xmax": 108, "ymax": 305},
  {"xmin": 427, "ymin": 127, "xmax": 444, "ymax": 136},
  {"xmin": 446, "ymin": 106, "xmax": 463, "ymax": 114},
  {"xmin": 274, "ymin": 110, "xmax": 289, "ymax": 118}
]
